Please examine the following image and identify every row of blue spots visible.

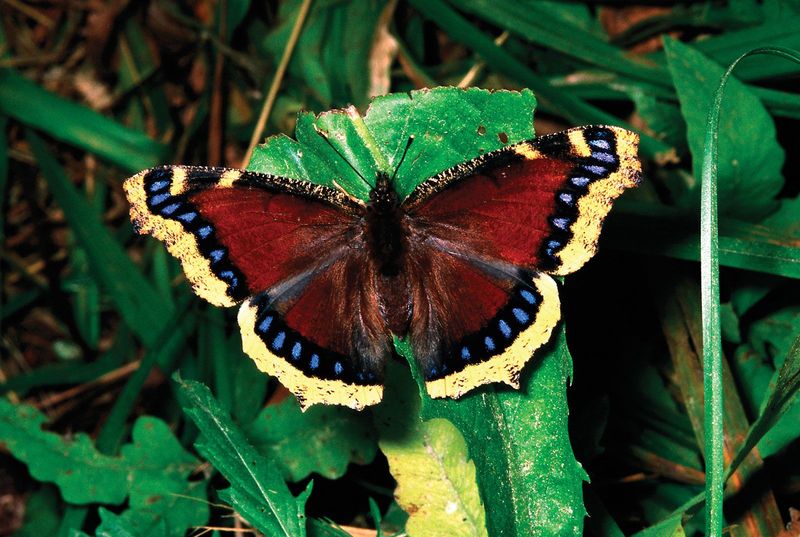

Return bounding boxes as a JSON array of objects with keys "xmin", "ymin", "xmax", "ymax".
[
  {"xmin": 589, "ymin": 138, "xmax": 610, "ymax": 150},
  {"xmin": 255, "ymin": 306, "xmax": 349, "ymax": 379},
  {"xmin": 144, "ymin": 175, "xmax": 243, "ymax": 299},
  {"xmin": 545, "ymin": 239, "xmax": 561, "ymax": 257},
  {"xmin": 456, "ymin": 288, "xmax": 538, "ymax": 364}
]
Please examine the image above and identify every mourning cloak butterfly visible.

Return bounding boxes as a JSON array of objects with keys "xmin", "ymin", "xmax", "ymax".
[{"xmin": 125, "ymin": 123, "xmax": 641, "ymax": 410}]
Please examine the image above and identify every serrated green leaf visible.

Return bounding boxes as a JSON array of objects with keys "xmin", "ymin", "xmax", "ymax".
[
  {"xmin": 375, "ymin": 364, "xmax": 487, "ymax": 537},
  {"xmin": 0, "ymin": 402, "xmax": 207, "ymax": 536},
  {"xmin": 246, "ymin": 87, "xmax": 537, "ymax": 201},
  {"xmin": 664, "ymin": 37, "xmax": 785, "ymax": 220},
  {"xmin": 177, "ymin": 376, "xmax": 308, "ymax": 537},
  {"xmin": 95, "ymin": 507, "xmax": 167, "ymax": 537},
  {"xmin": 245, "ymin": 395, "xmax": 377, "ymax": 482}
]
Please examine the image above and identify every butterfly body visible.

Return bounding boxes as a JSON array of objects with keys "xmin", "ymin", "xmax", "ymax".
[{"xmin": 125, "ymin": 124, "xmax": 642, "ymax": 409}]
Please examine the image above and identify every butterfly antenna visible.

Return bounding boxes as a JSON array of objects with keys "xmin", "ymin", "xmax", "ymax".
[
  {"xmin": 390, "ymin": 135, "xmax": 415, "ymax": 186},
  {"xmin": 314, "ymin": 128, "xmax": 372, "ymax": 190}
]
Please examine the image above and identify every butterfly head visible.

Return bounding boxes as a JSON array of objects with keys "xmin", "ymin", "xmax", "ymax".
[{"xmin": 368, "ymin": 171, "xmax": 399, "ymax": 212}]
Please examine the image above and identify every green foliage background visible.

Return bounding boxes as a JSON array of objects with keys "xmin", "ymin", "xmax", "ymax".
[{"xmin": 1, "ymin": 1, "xmax": 799, "ymax": 536}]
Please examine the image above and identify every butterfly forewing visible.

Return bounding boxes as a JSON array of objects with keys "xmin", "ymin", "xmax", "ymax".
[
  {"xmin": 125, "ymin": 166, "xmax": 388, "ymax": 409},
  {"xmin": 403, "ymin": 125, "xmax": 640, "ymax": 398}
]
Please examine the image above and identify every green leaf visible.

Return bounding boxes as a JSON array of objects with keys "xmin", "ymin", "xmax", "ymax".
[
  {"xmin": 0, "ymin": 69, "xmax": 168, "ymax": 172},
  {"xmin": 245, "ymin": 395, "xmax": 377, "ymax": 482},
  {"xmin": 0, "ymin": 401, "xmax": 208, "ymax": 536},
  {"xmin": 632, "ymin": 514, "xmax": 686, "ymax": 537},
  {"xmin": 664, "ymin": 37, "xmax": 785, "ymax": 220},
  {"xmin": 248, "ymin": 87, "xmax": 537, "ymax": 201},
  {"xmin": 374, "ymin": 363, "xmax": 488, "ymax": 537},
  {"xmin": 14, "ymin": 488, "xmax": 61, "ymax": 537},
  {"xmin": 407, "ymin": 326, "xmax": 587, "ymax": 537},
  {"xmin": 177, "ymin": 376, "xmax": 309, "ymax": 537},
  {"xmin": 727, "ymin": 336, "xmax": 800, "ymax": 475}
]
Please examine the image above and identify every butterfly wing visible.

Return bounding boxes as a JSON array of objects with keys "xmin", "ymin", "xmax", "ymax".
[
  {"xmin": 403, "ymin": 125, "xmax": 641, "ymax": 397},
  {"xmin": 125, "ymin": 166, "xmax": 386, "ymax": 409}
]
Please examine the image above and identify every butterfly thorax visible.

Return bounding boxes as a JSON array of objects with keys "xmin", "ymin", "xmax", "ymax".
[{"xmin": 365, "ymin": 173, "xmax": 406, "ymax": 277}]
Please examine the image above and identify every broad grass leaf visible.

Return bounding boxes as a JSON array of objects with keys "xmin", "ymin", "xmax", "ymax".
[
  {"xmin": 0, "ymin": 70, "xmax": 168, "ymax": 172},
  {"xmin": 664, "ymin": 37, "xmax": 785, "ymax": 220},
  {"xmin": 0, "ymin": 402, "xmax": 207, "ymax": 535},
  {"xmin": 26, "ymin": 130, "xmax": 175, "ymax": 348},
  {"xmin": 260, "ymin": 0, "xmax": 382, "ymax": 108},
  {"xmin": 375, "ymin": 363, "xmax": 487, "ymax": 537},
  {"xmin": 245, "ymin": 395, "xmax": 377, "ymax": 482},
  {"xmin": 177, "ymin": 376, "xmax": 309, "ymax": 537}
]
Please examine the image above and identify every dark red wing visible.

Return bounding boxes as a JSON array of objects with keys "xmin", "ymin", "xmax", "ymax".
[
  {"xmin": 404, "ymin": 237, "xmax": 562, "ymax": 399},
  {"xmin": 402, "ymin": 125, "xmax": 640, "ymax": 398},
  {"xmin": 125, "ymin": 166, "xmax": 361, "ymax": 306},
  {"xmin": 239, "ymin": 251, "xmax": 388, "ymax": 410},
  {"xmin": 404, "ymin": 125, "xmax": 641, "ymax": 276},
  {"xmin": 125, "ymin": 166, "xmax": 386, "ymax": 409}
]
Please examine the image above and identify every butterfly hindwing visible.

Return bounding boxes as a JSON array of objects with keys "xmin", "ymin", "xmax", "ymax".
[{"xmin": 403, "ymin": 240, "xmax": 561, "ymax": 398}]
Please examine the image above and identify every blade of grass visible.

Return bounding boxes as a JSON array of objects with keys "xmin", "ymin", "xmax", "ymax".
[
  {"xmin": 700, "ymin": 45, "xmax": 800, "ymax": 536},
  {"xmin": 1, "ymin": 70, "xmax": 168, "ymax": 171},
  {"xmin": 26, "ymin": 130, "xmax": 175, "ymax": 347},
  {"xmin": 95, "ymin": 294, "xmax": 195, "ymax": 454}
]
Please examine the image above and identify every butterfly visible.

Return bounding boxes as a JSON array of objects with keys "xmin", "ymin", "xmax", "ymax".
[{"xmin": 124, "ymin": 124, "xmax": 641, "ymax": 410}]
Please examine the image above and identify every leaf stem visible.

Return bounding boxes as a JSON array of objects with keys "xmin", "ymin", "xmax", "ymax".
[{"xmin": 242, "ymin": 0, "xmax": 313, "ymax": 167}]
